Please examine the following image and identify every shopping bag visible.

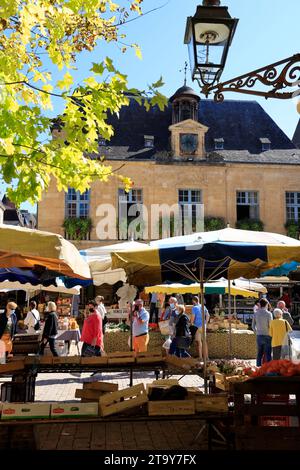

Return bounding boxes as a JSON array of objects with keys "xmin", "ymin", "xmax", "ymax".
[{"xmin": 158, "ymin": 320, "xmax": 172, "ymax": 335}]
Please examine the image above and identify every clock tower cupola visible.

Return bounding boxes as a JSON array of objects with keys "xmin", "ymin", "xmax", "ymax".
[
  {"xmin": 169, "ymin": 84, "xmax": 208, "ymax": 160},
  {"xmin": 169, "ymin": 85, "xmax": 200, "ymax": 124}
]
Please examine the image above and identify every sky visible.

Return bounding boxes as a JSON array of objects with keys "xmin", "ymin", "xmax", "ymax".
[{"xmin": 8, "ymin": 0, "xmax": 300, "ymax": 210}]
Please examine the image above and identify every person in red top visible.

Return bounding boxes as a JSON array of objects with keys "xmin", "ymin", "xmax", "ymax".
[
  {"xmin": 81, "ymin": 300, "xmax": 103, "ymax": 356},
  {"xmin": 280, "ymin": 290, "xmax": 291, "ymax": 309}
]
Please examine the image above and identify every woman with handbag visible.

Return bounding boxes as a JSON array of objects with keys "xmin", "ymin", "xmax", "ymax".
[
  {"xmin": 39, "ymin": 301, "xmax": 59, "ymax": 356},
  {"xmin": 81, "ymin": 300, "xmax": 103, "ymax": 357},
  {"xmin": 269, "ymin": 308, "xmax": 292, "ymax": 359},
  {"xmin": 171, "ymin": 304, "xmax": 191, "ymax": 358}
]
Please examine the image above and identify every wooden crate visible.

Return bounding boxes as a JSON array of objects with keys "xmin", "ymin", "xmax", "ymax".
[
  {"xmin": 0, "ymin": 361, "xmax": 25, "ymax": 374},
  {"xmin": 8, "ymin": 355, "xmax": 27, "ymax": 362},
  {"xmin": 60, "ymin": 356, "xmax": 80, "ymax": 364},
  {"xmin": 151, "ymin": 379, "xmax": 179, "ymax": 386},
  {"xmin": 215, "ymin": 372, "xmax": 248, "ymax": 391},
  {"xmin": 99, "ymin": 384, "xmax": 148, "ymax": 417},
  {"xmin": 166, "ymin": 355, "xmax": 199, "ymax": 370},
  {"xmin": 215, "ymin": 372, "xmax": 229, "ymax": 391},
  {"xmin": 146, "ymin": 379, "xmax": 180, "ymax": 394},
  {"xmin": 37, "ymin": 356, "xmax": 53, "ymax": 365},
  {"xmin": 75, "ymin": 389, "xmax": 107, "ymax": 400},
  {"xmin": 136, "ymin": 351, "xmax": 163, "ymax": 364},
  {"xmin": 107, "ymin": 351, "xmax": 135, "ymax": 364},
  {"xmin": 52, "ymin": 357, "xmax": 70, "ymax": 365},
  {"xmin": 83, "ymin": 381, "xmax": 118, "ymax": 392},
  {"xmin": 148, "ymin": 400, "xmax": 195, "ymax": 416},
  {"xmin": 186, "ymin": 387, "xmax": 203, "ymax": 400},
  {"xmin": 192, "ymin": 393, "xmax": 228, "ymax": 413},
  {"xmin": 80, "ymin": 356, "xmax": 108, "ymax": 365}
]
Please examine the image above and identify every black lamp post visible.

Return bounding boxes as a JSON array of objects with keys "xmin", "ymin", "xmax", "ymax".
[
  {"xmin": 185, "ymin": 1, "xmax": 300, "ymax": 102},
  {"xmin": 184, "ymin": 0, "xmax": 238, "ymax": 89}
]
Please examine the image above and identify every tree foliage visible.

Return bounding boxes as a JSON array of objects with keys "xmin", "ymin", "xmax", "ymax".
[{"xmin": 0, "ymin": 0, "xmax": 167, "ymax": 205}]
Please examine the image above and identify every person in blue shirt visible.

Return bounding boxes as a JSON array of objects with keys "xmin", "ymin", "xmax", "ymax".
[{"xmin": 190, "ymin": 296, "xmax": 210, "ymax": 361}]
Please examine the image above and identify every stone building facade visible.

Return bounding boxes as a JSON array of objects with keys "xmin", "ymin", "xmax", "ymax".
[{"xmin": 37, "ymin": 86, "xmax": 300, "ymax": 248}]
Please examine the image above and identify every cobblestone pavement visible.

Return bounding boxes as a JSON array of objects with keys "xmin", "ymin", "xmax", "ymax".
[{"xmin": 33, "ymin": 371, "xmax": 203, "ymax": 402}]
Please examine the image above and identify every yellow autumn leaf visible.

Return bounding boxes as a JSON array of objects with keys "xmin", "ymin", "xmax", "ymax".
[
  {"xmin": 56, "ymin": 71, "xmax": 74, "ymax": 90},
  {"xmin": 2, "ymin": 137, "xmax": 15, "ymax": 155},
  {"xmin": 132, "ymin": 44, "xmax": 142, "ymax": 60}
]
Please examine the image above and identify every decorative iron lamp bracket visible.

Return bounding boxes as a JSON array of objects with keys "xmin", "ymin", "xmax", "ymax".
[{"xmin": 202, "ymin": 53, "xmax": 300, "ymax": 102}]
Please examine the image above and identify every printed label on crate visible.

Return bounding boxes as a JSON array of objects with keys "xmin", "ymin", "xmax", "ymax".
[
  {"xmin": 50, "ymin": 402, "xmax": 98, "ymax": 418},
  {"xmin": 1, "ymin": 403, "xmax": 50, "ymax": 420},
  {"xmin": 260, "ymin": 416, "xmax": 291, "ymax": 427}
]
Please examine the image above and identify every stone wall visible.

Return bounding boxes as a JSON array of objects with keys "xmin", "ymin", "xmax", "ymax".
[{"xmin": 37, "ymin": 160, "xmax": 300, "ymax": 240}]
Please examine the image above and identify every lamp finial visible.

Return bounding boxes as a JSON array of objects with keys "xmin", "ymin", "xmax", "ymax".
[{"xmin": 203, "ymin": 0, "xmax": 221, "ymax": 6}]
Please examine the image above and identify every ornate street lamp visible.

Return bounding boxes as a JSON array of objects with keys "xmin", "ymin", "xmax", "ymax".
[
  {"xmin": 184, "ymin": 0, "xmax": 238, "ymax": 88},
  {"xmin": 185, "ymin": 1, "xmax": 300, "ymax": 103}
]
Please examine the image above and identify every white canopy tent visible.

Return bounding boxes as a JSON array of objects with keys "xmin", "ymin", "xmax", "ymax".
[
  {"xmin": 0, "ymin": 280, "xmax": 81, "ymax": 295},
  {"xmin": 80, "ymin": 241, "xmax": 150, "ymax": 286}
]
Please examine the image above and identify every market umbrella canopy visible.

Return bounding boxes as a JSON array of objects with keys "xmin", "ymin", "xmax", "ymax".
[
  {"xmin": 144, "ymin": 281, "xmax": 258, "ymax": 298},
  {"xmin": 0, "ymin": 268, "xmax": 56, "ymax": 286},
  {"xmin": 0, "ymin": 280, "xmax": 80, "ymax": 295},
  {"xmin": 111, "ymin": 227, "xmax": 300, "ymax": 285},
  {"xmin": 80, "ymin": 240, "xmax": 150, "ymax": 286},
  {"xmin": 0, "ymin": 224, "xmax": 91, "ymax": 279}
]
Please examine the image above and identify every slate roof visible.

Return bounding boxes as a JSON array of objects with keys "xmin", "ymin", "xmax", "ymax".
[
  {"xmin": 100, "ymin": 97, "xmax": 297, "ymax": 164},
  {"xmin": 293, "ymin": 119, "xmax": 300, "ymax": 148}
]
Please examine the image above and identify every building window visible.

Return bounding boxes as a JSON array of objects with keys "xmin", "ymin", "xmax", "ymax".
[
  {"xmin": 118, "ymin": 189, "xmax": 143, "ymax": 239},
  {"xmin": 179, "ymin": 189, "xmax": 202, "ymax": 233},
  {"xmin": 65, "ymin": 188, "xmax": 90, "ymax": 218},
  {"xmin": 286, "ymin": 192, "xmax": 300, "ymax": 222},
  {"xmin": 236, "ymin": 191, "xmax": 259, "ymax": 220},
  {"xmin": 260, "ymin": 138, "xmax": 271, "ymax": 151},
  {"xmin": 214, "ymin": 138, "xmax": 224, "ymax": 150},
  {"xmin": 144, "ymin": 135, "xmax": 154, "ymax": 148}
]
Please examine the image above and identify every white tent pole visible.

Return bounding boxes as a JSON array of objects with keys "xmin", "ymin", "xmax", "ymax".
[
  {"xmin": 199, "ymin": 259, "xmax": 208, "ymax": 393},
  {"xmin": 228, "ymin": 278, "xmax": 232, "ymax": 357},
  {"xmin": 71, "ymin": 294, "xmax": 75, "ymax": 317}
]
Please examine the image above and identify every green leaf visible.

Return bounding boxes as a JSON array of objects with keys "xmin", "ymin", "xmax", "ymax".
[
  {"xmin": 152, "ymin": 76, "xmax": 164, "ymax": 89},
  {"xmin": 91, "ymin": 62, "xmax": 105, "ymax": 75}
]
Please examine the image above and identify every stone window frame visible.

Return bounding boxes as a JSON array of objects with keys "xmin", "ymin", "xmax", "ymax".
[
  {"xmin": 65, "ymin": 188, "xmax": 90, "ymax": 218},
  {"xmin": 286, "ymin": 191, "xmax": 300, "ymax": 222},
  {"xmin": 236, "ymin": 190, "xmax": 259, "ymax": 220}
]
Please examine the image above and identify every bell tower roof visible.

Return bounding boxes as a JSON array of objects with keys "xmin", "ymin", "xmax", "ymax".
[{"xmin": 169, "ymin": 85, "xmax": 200, "ymax": 103}]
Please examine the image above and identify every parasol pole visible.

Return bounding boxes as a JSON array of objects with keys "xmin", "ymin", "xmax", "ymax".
[
  {"xmin": 129, "ymin": 300, "xmax": 133, "ymax": 387},
  {"xmin": 199, "ymin": 259, "xmax": 208, "ymax": 393},
  {"xmin": 228, "ymin": 278, "xmax": 232, "ymax": 357}
]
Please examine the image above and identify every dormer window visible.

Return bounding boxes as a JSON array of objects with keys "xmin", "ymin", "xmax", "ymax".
[
  {"xmin": 260, "ymin": 138, "xmax": 271, "ymax": 151},
  {"xmin": 144, "ymin": 135, "xmax": 154, "ymax": 148},
  {"xmin": 214, "ymin": 138, "xmax": 224, "ymax": 150}
]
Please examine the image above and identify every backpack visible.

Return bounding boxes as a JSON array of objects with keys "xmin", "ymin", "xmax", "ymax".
[{"xmin": 32, "ymin": 311, "xmax": 40, "ymax": 331}]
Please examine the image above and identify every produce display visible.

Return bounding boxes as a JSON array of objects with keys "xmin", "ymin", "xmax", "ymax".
[
  {"xmin": 207, "ymin": 315, "xmax": 249, "ymax": 332},
  {"xmin": 246, "ymin": 359, "xmax": 300, "ymax": 377}
]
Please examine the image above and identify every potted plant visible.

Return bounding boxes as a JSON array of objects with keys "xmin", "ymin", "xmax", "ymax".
[
  {"xmin": 284, "ymin": 220, "xmax": 300, "ymax": 239},
  {"xmin": 235, "ymin": 218, "xmax": 264, "ymax": 231},
  {"xmin": 63, "ymin": 217, "xmax": 92, "ymax": 241},
  {"xmin": 204, "ymin": 216, "xmax": 226, "ymax": 232}
]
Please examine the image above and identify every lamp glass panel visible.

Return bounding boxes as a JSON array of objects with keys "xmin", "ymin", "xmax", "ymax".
[
  {"xmin": 196, "ymin": 42, "xmax": 224, "ymax": 67},
  {"xmin": 194, "ymin": 22, "xmax": 230, "ymax": 45}
]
